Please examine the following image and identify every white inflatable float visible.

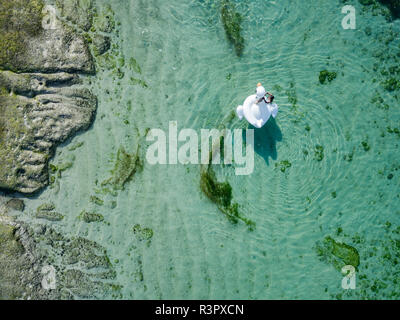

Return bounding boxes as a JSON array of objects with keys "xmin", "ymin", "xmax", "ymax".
[{"xmin": 236, "ymin": 85, "xmax": 278, "ymax": 128}]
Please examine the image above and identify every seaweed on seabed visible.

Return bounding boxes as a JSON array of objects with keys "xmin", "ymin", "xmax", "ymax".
[
  {"xmin": 78, "ymin": 210, "xmax": 104, "ymax": 223},
  {"xmin": 90, "ymin": 195, "xmax": 104, "ymax": 206},
  {"xmin": 359, "ymin": 0, "xmax": 400, "ymax": 20},
  {"xmin": 315, "ymin": 236, "xmax": 360, "ymax": 271},
  {"xmin": 200, "ymin": 166, "xmax": 232, "ymax": 208},
  {"xmin": 319, "ymin": 70, "xmax": 337, "ymax": 84},
  {"xmin": 102, "ymin": 145, "xmax": 143, "ymax": 191},
  {"xmin": 35, "ymin": 203, "xmax": 64, "ymax": 221},
  {"xmin": 200, "ymin": 166, "xmax": 256, "ymax": 231},
  {"xmin": 132, "ymin": 224, "xmax": 154, "ymax": 242},
  {"xmin": 275, "ymin": 160, "xmax": 292, "ymax": 173},
  {"xmin": 377, "ymin": 0, "xmax": 400, "ymax": 19},
  {"xmin": 314, "ymin": 145, "xmax": 324, "ymax": 161},
  {"xmin": 221, "ymin": 0, "xmax": 244, "ymax": 57}
]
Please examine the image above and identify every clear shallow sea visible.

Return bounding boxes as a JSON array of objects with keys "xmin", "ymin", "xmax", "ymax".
[{"xmin": 20, "ymin": 0, "xmax": 400, "ymax": 299}]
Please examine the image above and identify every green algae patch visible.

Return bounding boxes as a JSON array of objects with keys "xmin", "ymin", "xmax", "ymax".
[
  {"xmin": 382, "ymin": 77, "xmax": 400, "ymax": 92},
  {"xmin": 129, "ymin": 57, "xmax": 142, "ymax": 74},
  {"xmin": 200, "ymin": 167, "xmax": 232, "ymax": 208},
  {"xmin": 94, "ymin": 186, "xmax": 118, "ymax": 197},
  {"xmin": 378, "ymin": 0, "xmax": 400, "ymax": 19},
  {"xmin": 343, "ymin": 148, "xmax": 355, "ymax": 162},
  {"xmin": 322, "ymin": 224, "xmax": 400, "ymax": 299},
  {"xmin": 275, "ymin": 160, "xmax": 292, "ymax": 173},
  {"xmin": 92, "ymin": 35, "xmax": 111, "ymax": 57},
  {"xmin": 68, "ymin": 141, "xmax": 84, "ymax": 151},
  {"xmin": 102, "ymin": 146, "xmax": 143, "ymax": 191},
  {"xmin": 90, "ymin": 195, "xmax": 104, "ymax": 206},
  {"xmin": 50, "ymin": 161, "xmax": 73, "ymax": 177},
  {"xmin": 287, "ymin": 85, "xmax": 298, "ymax": 107},
  {"xmin": 221, "ymin": 0, "xmax": 244, "ymax": 57},
  {"xmin": 78, "ymin": 210, "xmax": 104, "ymax": 223},
  {"xmin": 359, "ymin": 0, "xmax": 400, "ymax": 20},
  {"xmin": 130, "ymin": 77, "xmax": 148, "ymax": 88},
  {"xmin": 36, "ymin": 203, "xmax": 64, "ymax": 221},
  {"xmin": 319, "ymin": 70, "xmax": 337, "ymax": 84},
  {"xmin": 132, "ymin": 224, "xmax": 154, "ymax": 242},
  {"xmin": 0, "ymin": 0, "xmax": 44, "ymax": 71},
  {"xmin": 48, "ymin": 158, "xmax": 74, "ymax": 191},
  {"xmin": 316, "ymin": 236, "xmax": 360, "ymax": 270},
  {"xmin": 93, "ymin": 4, "xmax": 115, "ymax": 33},
  {"xmin": 361, "ymin": 140, "xmax": 371, "ymax": 152},
  {"xmin": 314, "ymin": 145, "xmax": 324, "ymax": 161},
  {"xmin": 285, "ymin": 81, "xmax": 305, "ymax": 122},
  {"xmin": 96, "ymin": 52, "xmax": 118, "ymax": 70},
  {"xmin": 199, "ymin": 127, "xmax": 255, "ymax": 230},
  {"xmin": 387, "ymin": 126, "xmax": 400, "ymax": 138},
  {"xmin": 200, "ymin": 166, "xmax": 256, "ymax": 230}
]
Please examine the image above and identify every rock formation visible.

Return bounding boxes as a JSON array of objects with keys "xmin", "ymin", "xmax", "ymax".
[
  {"xmin": 0, "ymin": 197, "xmax": 119, "ymax": 299},
  {"xmin": 0, "ymin": 0, "xmax": 97, "ymax": 194}
]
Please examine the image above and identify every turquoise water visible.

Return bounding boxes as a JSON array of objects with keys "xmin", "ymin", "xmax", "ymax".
[{"xmin": 22, "ymin": 0, "xmax": 400, "ymax": 299}]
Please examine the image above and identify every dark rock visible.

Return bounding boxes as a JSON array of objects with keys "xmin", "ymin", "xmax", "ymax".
[{"xmin": 5, "ymin": 199, "xmax": 25, "ymax": 212}]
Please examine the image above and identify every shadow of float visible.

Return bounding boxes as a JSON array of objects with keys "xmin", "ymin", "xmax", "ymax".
[{"xmin": 244, "ymin": 117, "xmax": 283, "ymax": 165}]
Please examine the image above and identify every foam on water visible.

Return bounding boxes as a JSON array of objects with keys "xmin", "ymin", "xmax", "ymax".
[{"xmin": 21, "ymin": 0, "xmax": 400, "ymax": 299}]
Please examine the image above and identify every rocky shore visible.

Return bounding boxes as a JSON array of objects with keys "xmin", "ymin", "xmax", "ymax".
[
  {"xmin": 0, "ymin": 196, "xmax": 119, "ymax": 299},
  {"xmin": 0, "ymin": 0, "xmax": 120, "ymax": 299},
  {"xmin": 0, "ymin": 0, "xmax": 97, "ymax": 194}
]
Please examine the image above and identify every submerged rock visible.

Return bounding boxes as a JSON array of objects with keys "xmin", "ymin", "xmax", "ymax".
[
  {"xmin": 5, "ymin": 199, "xmax": 25, "ymax": 212},
  {"xmin": 0, "ymin": 195, "xmax": 120, "ymax": 299},
  {"xmin": 0, "ymin": 0, "xmax": 94, "ymax": 74},
  {"xmin": 35, "ymin": 203, "xmax": 64, "ymax": 222},
  {"xmin": 132, "ymin": 224, "xmax": 154, "ymax": 242},
  {"xmin": 78, "ymin": 210, "xmax": 104, "ymax": 223},
  {"xmin": 0, "ymin": 222, "xmax": 31, "ymax": 299},
  {"xmin": 0, "ymin": 1, "xmax": 120, "ymax": 300},
  {"xmin": 56, "ymin": 0, "xmax": 95, "ymax": 32},
  {"xmin": 0, "ymin": 212, "xmax": 58, "ymax": 299},
  {"xmin": 0, "ymin": 0, "xmax": 97, "ymax": 193},
  {"xmin": 92, "ymin": 34, "xmax": 111, "ymax": 56},
  {"xmin": 61, "ymin": 237, "xmax": 112, "ymax": 269}
]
